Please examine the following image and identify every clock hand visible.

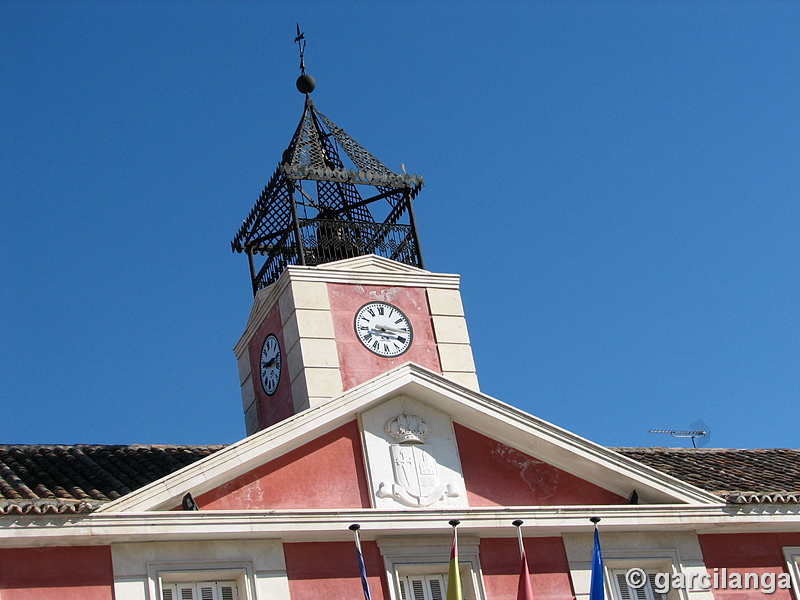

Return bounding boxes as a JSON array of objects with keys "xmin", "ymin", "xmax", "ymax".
[
  {"xmin": 369, "ymin": 328, "xmax": 394, "ymax": 339},
  {"xmin": 373, "ymin": 324, "xmax": 408, "ymax": 335}
]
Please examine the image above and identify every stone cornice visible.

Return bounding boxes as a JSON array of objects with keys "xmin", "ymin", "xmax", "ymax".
[{"xmin": 3, "ymin": 504, "xmax": 800, "ymax": 547}]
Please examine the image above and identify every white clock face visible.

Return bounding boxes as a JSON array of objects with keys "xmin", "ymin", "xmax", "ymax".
[
  {"xmin": 354, "ymin": 302, "xmax": 413, "ymax": 357},
  {"xmin": 259, "ymin": 334, "xmax": 282, "ymax": 395}
]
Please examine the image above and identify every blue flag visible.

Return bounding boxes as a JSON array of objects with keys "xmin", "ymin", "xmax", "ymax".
[
  {"xmin": 589, "ymin": 527, "xmax": 604, "ymax": 600},
  {"xmin": 355, "ymin": 537, "xmax": 372, "ymax": 600}
]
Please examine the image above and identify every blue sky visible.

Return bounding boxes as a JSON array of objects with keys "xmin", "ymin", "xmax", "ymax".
[{"xmin": 1, "ymin": 2, "xmax": 798, "ymax": 449}]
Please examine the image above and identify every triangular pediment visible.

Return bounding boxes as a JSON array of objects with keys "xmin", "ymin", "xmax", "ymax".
[
  {"xmin": 318, "ymin": 254, "xmax": 428, "ymax": 274},
  {"xmin": 98, "ymin": 364, "xmax": 722, "ymax": 514}
]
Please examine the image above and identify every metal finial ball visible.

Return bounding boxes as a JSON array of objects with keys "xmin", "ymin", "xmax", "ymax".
[{"xmin": 296, "ymin": 73, "xmax": 316, "ymax": 94}]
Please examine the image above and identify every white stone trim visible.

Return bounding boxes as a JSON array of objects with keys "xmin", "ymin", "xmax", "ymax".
[
  {"xmin": 320, "ymin": 255, "xmax": 430, "ymax": 274},
  {"xmin": 6, "ymin": 504, "xmax": 800, "ymax": 547},
  {"xmin": 608, "ymin": 564, "xmax": 677, "ymax": 600},
  {"xmin": 783, "ymin": 547, "xmax": 800, "ymax": 600},
  {"xmin": 378, "ymin": 536, "xmax": 486, "ymax": 600},
  {"xmin": 150, "ymin": 564, "xmax": 251, "ymax": 600},
  {"xmin": 111, "ymin": 540, "xmax": 289, "ymax": 600}
]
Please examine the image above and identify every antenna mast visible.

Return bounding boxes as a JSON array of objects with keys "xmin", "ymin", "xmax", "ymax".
[{"xmin": 648, "ymin": 419, "xmax": 710, "ymax": 448}]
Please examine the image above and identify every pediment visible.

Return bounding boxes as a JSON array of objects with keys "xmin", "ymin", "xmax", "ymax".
[
  {"xmin": 320, "ymin": 254, "xmax": 429, "ymax": 274},
  {"xmin": 97, "ymin": 364, "xmax": 722, "ymax": 513}
]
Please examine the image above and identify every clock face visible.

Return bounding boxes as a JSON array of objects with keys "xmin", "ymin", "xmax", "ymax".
[
  {"xmin": 354, "ymin": 301, "xmax": 413, "ymax": 357},
  {"xmin": 259, "ymin": 334, "xmax": 282, "ymax": 395}
]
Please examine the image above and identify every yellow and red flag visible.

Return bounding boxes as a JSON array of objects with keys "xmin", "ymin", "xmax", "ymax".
[{"xmin": 447, "ymin": 520, "xmax": 463, "ymax": 600}]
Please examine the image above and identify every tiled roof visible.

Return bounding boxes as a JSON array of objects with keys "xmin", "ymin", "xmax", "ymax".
[
  {"xmin": 615, "ymin": 447, "xmax": 800, "ymax": 503},
  {"xmin": 0, "ymin": 444, "xmax": 223, "ymax": 514},
  {"xmin": 2, "ymin": 444, "xmax": 799, "ymax": 514}
]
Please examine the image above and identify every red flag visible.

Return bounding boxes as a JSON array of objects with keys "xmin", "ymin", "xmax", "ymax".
[{"xmin": 517, "ymin": 549, "xmax": 534, "ymax": 600}]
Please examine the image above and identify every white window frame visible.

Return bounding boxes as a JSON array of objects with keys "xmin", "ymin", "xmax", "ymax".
[
  {"xmin": 397, "ymin": 570, "xmax": 448, "ymax": 600},
  {"xmin": 161, "ymin": 579, "xmax": 239, "ymax": 600},
  {"xmin": 603, "ymin": 551, "xmax": 688, "ymax": 600},
  {"xmin": 782, "ymin": 547, "xmax": 800, "ymax": 600},
  {"xmin": 377, "ymin": 536, "xmax": 487, "ymax": 600},
  {"xmin": 147, "ymin": 562, "xmax": 255, "ymax": 600},
  {"xmin": 609, "ymin": 567, "xmax": 669, "ymax": 600}
]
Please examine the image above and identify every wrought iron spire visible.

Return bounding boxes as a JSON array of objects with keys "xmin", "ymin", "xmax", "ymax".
[{"xmin": 231, "ymin": 30, "xmax": 425, "ymax": 295}]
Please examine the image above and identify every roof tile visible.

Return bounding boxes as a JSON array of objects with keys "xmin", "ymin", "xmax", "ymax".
[
  {"xmin": 2, "ymin": 444, "xmax": 799, "ymax": 514},
  {"xmin": 0, "ymin": 445, "xmax": 223, "ymax": 513}
]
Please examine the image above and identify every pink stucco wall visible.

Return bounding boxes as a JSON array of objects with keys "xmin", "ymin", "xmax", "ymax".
[
  {"xmin": 699, "ymin": 533, "xmax": 800, "ymax": 600},
  {"xmin": 327, "ymin": 283, "xmax": 442, "ymax": 389},
  {"xmin": 284, "ymin": 540, "xmax": 389, "ymax": 600},
  {"xmin": 0, "ymin": 546, "xmax": 115, "ymax": 600},
  {"xmin": 454, "ymin": 424, "xmax": 628, "ymax": 506},
  {"xmin": 480, "ymin": 537, "xmax": 576, "ymax": 600},
  {"xmin": 195, "ymin": 420, "xmax": 371, "ymax": 509},
  {"xmin": 248, "ymin": 301, "xmax": 294, "ymax": 429}
]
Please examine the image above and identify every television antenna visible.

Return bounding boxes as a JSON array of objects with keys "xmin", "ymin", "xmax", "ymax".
[{"xmin": 649, "ymin": 419, "xmax": 710, "ymax": 448}]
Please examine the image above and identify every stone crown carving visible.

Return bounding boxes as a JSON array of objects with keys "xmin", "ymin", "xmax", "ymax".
[{"xmin": 385, "ymin": 413, "xmax": 431, "ymax": 444}]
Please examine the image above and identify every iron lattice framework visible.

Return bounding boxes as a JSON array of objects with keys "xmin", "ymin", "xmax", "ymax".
[{"xmin": 231, "ymin": 96, "xmax": 425, "ymax": 294}]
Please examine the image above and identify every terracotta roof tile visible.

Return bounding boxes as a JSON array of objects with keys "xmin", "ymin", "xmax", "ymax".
[
  {"xmin": 0, "ymin": 445, "xmax": 223, "ymax": 514},
  {"xmin": 2, "ymin": 444, "xmax": 799, "ymax": 514},
  {"xmin": 615, "ymin": 447, "xmax": 800, "ymax": 500}
]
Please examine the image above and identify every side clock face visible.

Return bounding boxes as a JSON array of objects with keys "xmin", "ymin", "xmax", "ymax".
[
  {"xmin": 259, "ymin": 334, "xmax": 282, "ymax": 395},
  {"xmin": 354, "ymin": 301, "xmax": 413, "ymax": 357}
]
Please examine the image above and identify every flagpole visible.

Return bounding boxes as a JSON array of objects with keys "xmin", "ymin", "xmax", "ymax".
[
  {"xmin": 512, "ymin": 519, "xmax": 525, "ymax": 557},
  {"xmin": 512, "ymin": 520, "xmax": 534, "ymax": 600},
  {"xmin": 447, "ymin": 519, "xmax": 463, "ymax": 600},
  {"xmin": 450, "ymin": 518, "xmax": 460, "ymax": 544},
  {"xmin": 349, "ymin": 523, "xmax": 373, "ymax": 600},
  {"xmin": 589, "ymin": 517, "xmax": 604, "ymax": 600},
  {"xmin": 350, "ymin": 522, "xmax": 363, "ymax": 552}
]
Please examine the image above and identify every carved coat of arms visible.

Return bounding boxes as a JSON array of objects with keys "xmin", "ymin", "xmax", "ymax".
[{"xmin": 376, "ymin": 413, "xmax": 460, "ymax": 507}]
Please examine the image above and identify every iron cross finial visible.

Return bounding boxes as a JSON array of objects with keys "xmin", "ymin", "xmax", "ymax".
[{"xmin": 295, "ymin": 23, "xmax": 307, "ymax": 74}]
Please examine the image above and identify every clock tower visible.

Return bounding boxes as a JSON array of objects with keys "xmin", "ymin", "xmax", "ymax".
[{"xmin": 231, "ymin": 45, "xmax": 478, "ymax": 435}]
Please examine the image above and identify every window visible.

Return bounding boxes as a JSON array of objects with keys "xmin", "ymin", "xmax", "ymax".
[
  {"xmin": 378, "ymin": 537, "xmax": 486, "ymax": 600},
  {"xmin": 399, "ymin": 573, "xmax": 447, "ymax": 600},
  {"xmin": 610, "ymin": 569, "xmax": 667, "ymax": 600},
  {"xmin": 783, "ymin": 547, "xmax": 800, "ymax": 598},
  {"xmin": 162, "ymin": 581, "xmax": 239, "ymax": 600},
  {"xmin": 152, "ymin": 566, "xmax": 251, "ymax": 600},
  {"xmin": 395, "ymin": 566, "xmax": 477, "ymax": 600},
  {"xmin": 602, "ymin": 555, "xmax": 682, "ymax": 600}
]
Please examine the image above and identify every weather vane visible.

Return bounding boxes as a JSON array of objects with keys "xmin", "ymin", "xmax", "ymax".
[
  {"xmin": 295, "ymin": 23, "xmax": 307, "ymax": 74},
  {"xmin": 294, "ymin": 24, "xmax": 316, "ymax": 95}
]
